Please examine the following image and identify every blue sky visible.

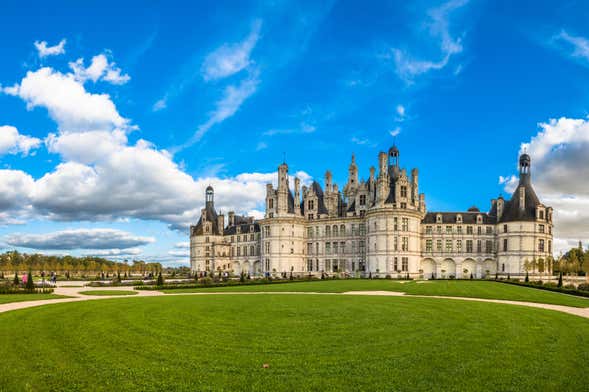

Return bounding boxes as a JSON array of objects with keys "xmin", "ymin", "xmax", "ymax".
[{"xmin": 1, "ymin": 0, "xmax": 589, "ymax": 264}]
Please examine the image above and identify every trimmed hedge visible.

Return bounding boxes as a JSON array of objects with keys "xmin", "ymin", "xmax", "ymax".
[{"xmin": 496, "ymin": 279, "xmax": 589, "ymax": 299}]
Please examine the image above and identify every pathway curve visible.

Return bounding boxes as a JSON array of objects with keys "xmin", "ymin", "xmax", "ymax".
[{"xmin": 0, "ymin": 285, "xmax": 588, "ymax": 319}]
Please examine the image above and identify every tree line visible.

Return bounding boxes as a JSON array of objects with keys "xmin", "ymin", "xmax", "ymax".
[{"xmin": 0, "ymin": 250, "xmax": 163, "ymax": 276}]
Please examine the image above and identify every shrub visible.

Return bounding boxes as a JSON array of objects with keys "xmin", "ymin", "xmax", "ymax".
[
  {"xmin": 578, "ymin": 283, "xmax": 589, "ymax": 292},
  {"xmin": 524, "ymin": 272, "xmax": 529, "ymax": 283},
  {"xmin": 198, "ymin": 277, "xmax": 213, "ymax": 286},
  {"xmin": 13, "ymin": 272, "xmax": 19, "ymax": 286},
  {"xmin": 25, "ymin": 271, "xmax": 35, "ymax": 292},
  {"xmin": 543, "ymin": 282, "xmax": 557, "ymax": 288},
  {"xmin": 156, "ymin": 272, "xmax": 164, "ymax": 287},
  {"xmin": 563, "ymin": 284, "xmax": 576, "ymax": 290},
  {"xmin": 239, "ymin": 272, "xmax": 246, "ymax": 283},
  {"xmin": 470, "ymin": 273, "xmax": 473, "ymax": 280}
]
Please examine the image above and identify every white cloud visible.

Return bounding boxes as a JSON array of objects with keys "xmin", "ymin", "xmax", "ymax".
[
  {"xmin": 350, "ymin": 137, "xmax": 374, "ymax": 147},
  {"xmin": 552, "ymin": 30, "xmax": 589, "ymax": 62},
  {"xmin": 3, "ymin": 67, "xmax": 130, "ymax": 132},
  {"xmin": 389, "ymin": 127, "xmax": 401, "ymax": 137},
  {"xmin": 174, "ymin": 242, "xmax": 190, "ymax": 249},
  {"xmin": 263, "ymin": 122, "xmax": 316, "ymax": 137},
  {"xmin": 168, "ymin": 249, "xmax": 189, "ymax": 257},
  {"xmin": 45, "ymin": 129, "xmax": 127, "ymax": 164},
  {"xmin": 256, "ymin": 141, "xmax": 268, "ymax": 151},
  {"xmin": 392, "ymin": 0, "xmax": 468, "ymax": 82},
  {"xmin": 178, "ymin": 72, "xmax": 259, "ymax": 148},
  {"xmin": 0, "ymin": 169, "xmax": 35, "ymax": 212},
  {"xmin": 201, "ymin": 20, "xmax": 262, "ymax": 81},
  {"xmin": 500, "ymin": 117, "xmax": 589, "ymax": 254},
  {"xmin": 69, "ymin": 54, "xmax": 130, "ymax": 85},
  {"xmin": 396, "ymin": 104, "xmax": 406, "ymax": 118},
  {"xmin": 0, "ymin": 125, "xmax": 41, "ymax": 156},
  {"xmin": 83, "ymin": 247, "xmax": 143, "ymax": 256},
  {"xmin": 34, "ymin": 39, "xmax": 66, "ymax": 58},
  {"xmin": 152, "ymin": 98, "xmax": 167, "ymax": 111},
  {"xmin": 5, "ymin": 228, "xmax": 155, "ymax": 250}
]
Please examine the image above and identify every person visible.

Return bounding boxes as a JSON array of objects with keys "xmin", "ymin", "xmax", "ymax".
[{"xmin": 22, "ymin": 273, "xmax": 27, "ymax": 285}]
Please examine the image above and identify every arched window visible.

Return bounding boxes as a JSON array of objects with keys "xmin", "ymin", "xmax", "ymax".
[
  {"xmin": 340, "ymin": 224, "xmax": 346, "ymax": 235},
  {"xmin": 332, "ymin": 225, "xmax": 338, "ymax": 237}
]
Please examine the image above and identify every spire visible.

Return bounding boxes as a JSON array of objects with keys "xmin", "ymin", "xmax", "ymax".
[
  {"xmin": 205, "ymin": 185, "xmax": 214, "ymax": 209},
  {"xmin": 519, "ymin": 152, "xmax": 531, "ymax": 184}
]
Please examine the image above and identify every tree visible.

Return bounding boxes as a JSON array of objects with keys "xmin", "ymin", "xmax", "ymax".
[
  {"xmin": 156, "ymin": 272, "xmax": 164, "ymax": 287},
  {"xmin": 13, "ymin": 272, "xmax": 19, "ymax": 286},
  {"xmin": 557, "ymin": 271, "xmax": 563, "ymax": 288},
  {"xmin": 25, "ymin": 270, "xmax": 35, "ymax": 292},
  {"xmin": 525, "ymin": 271, "xmax": 529, "ymax": 283}
]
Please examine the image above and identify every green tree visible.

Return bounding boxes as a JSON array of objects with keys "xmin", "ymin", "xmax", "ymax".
[
  {"xmin": 13, "ymin": 272, "xmax": 19, "ymax": 286},
  {"xmin": 558, "ymin": 271, "xmax": 563, "ymax": 288},
  {"xmin": 25, "ymin": 270, "xmax": 35, "ymax": 292},
  {"xmin": 156, "ymin": 272, "xmax": 164, "ymax": 287}
]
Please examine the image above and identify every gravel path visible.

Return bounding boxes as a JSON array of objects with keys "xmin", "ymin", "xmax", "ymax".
[{"xmin": 0, "ymin": 285, "xmax": 588, "ymax": 319}]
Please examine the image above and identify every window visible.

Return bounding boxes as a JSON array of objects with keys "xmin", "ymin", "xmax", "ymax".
[
  {"xmin": 250, "ymin": 245, "xmax": 255, "ymax": 256},
  {"xmin": 237, "ymin": 247, "xmax": 241, "ymax": 256},
  {"xmin": 268, "ymin": 199, "xmax": 274, "ymax": 209},
  {"xmin": 250, "ymin": 234, "xmax": 254, "ymax": 241},
  {"xmin": 538, "ymin": 239, "xmax": 545, "ymax": 252},
  {"xmin": 393, "ymin": 257, "xmax": 398, "ymax": 271},
  {"xmin": 308, "ymin": 200, "xmax": 314, "ymax": 210},
  {"xmin": 325, "ymin": 226, "xmax": 331, "ymax": 237},
  {"xmin": 437, "ymin": 226, "xmax": 442, "ymax": 234},
  {"xmin": 359, "ymin": 194, "xmax": 366, "ymax": 206},
  {"xmin": 359, "ymin": 223, "xmax": 366, "ymax": 236},
  {"xmin": 503, "ymin": 224, "xmax": 507, "ymax": 233},
  {"xmin": 456, "ymin": 240, "xmax": 462, "ymax": 252},
  {"xmin": 394, "ymin": 237, "xmax": 398, "ymax": 251},
  {"xmin": 394, "ymin": 217, "xmax": 398, "ymax": 231},
  {"xmin": 446, "ymin": 240, "xmax": 452, "ymax": 252},
  {"xmin": 264, "ymin": 226, "xmax": 270, "ymax": 236},
  {"xmin": 307, "ymin": 228, "xmax": 313, "ymax": 238},
  {"xmin": 539, "ymin": 210, "xmax": 544, "ymax": 220},
  {"xmin": 265, "ymin": 242, "xmax": 270, "ymax": 253},
  {"xmin": 401, "ymin": 257, "xmax": 408, "ymax": 272},
  {"xmin": 333, "ymin": 242, "xmax": 338, "ymax": 254},
  {"xmin": 340, "ymin": 225, "xmax": 346, "ymax": 235},
  {"xmin": 401, "ymin": 202, "xmax": 407, "ymax": 209},
  {"xmin": 333, "ymin": 225, "xmax": 338, "ymax": 237},
  {"xmin": 548, "ymin": 240, "xmax": 552, "ymax": 253},
  {"xmin": 503, "ymin": 239, "xmax": 508, "ymax": 252},
  {"xmin": 467, "ymin": 226, "xmax": 473, "ymax": 235},
  {"xmin": 325, "ymin": 243, "xmax": 331, "ymax": 255},
  {"xmin": 502, "ymin": 263, "xmax": 505, "ymax": 272},
  {"xmin": 426, "ymin": 239, "xmax": 433, "ymax": 252},
  {"xmin": 426, "ymin": 226, "xmax": 432, "ymax": 234},
  {"xmin": 237, "ymin": 235, "xmax": 240, "ymax": 242},
  {"xmin": 402, "ymin": 218, "xmax": 409, "ymax": 231},
  {"xmin": 436, "ymin": 239, "xmax": 443, "ymax": 252},
  {"xmin": 308, "ymin": 214, "xmax": 314, "ymax": 220},
  {"xmin": 477, "ymin": 226, "xmax": 482, "ymax": 235},
  {"xmin": 340, "ymin": 242, "xmax": 345, "ymax": 254},
  {"xmin": 476, "ymin": 240, "xmax": 482, "ymax": 253},
  {"xmin": 400, "ymin": 186, "xmax": 407, "ymax": 198},
  {"xmin": 402, "ymin": 237, "xmax": 409, "ymax": 251},
  {"xmin": 486, "ymin": 226, "xmax": 493, "ymax": 234},
  {"xmin": 446, "ymin": 226, "xmax": 452, "ymax": 234},
  {"xmin": 351, "ymin": 224, "xmax": 357, "ymax": 236},
  {"xmin": 457, "ymin": 226, "xmax": 463, "ymax": 234},
  {"xmin": 307, "ymin": 259, "xmax": 313, "ymax": 272},
  {"xmin": 466, "ymin": 240, "xmax": 473, "ymax": 253},
  {"xmin": 485, "ymin": 240, "xmax": 493, "ymax": 253},
  {"xmin": 539, "ymin": 224, "xmax": 545, "ymax": 233}
]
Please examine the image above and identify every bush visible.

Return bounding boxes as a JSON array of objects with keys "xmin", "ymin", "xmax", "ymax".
[
  {"xmin": 25, "ymin": 271, "xmax": 35, "ymax": 292},
  {"xmin": 156, "ymin": 272, "xmax": 164, "ymax": 287},
  {"xmin": 198, "ymin": 277, "xmax": 213, "ymax": 286},
  {"xmin": 578, "ymin": 283, "xmax": 589, "ymax": 292},
  {"xmin": 524, "ymin": 272, "xmax": 529, "ymax": 283},
  {"xmin": 543, "ymin": 282, "xmax": 557, "ymax": 288},
  {"xmin": 13, "ymin": 273, "xmax": 19, "ymax": 286},
  {"xmin": 563, "ymin": 284, "xmax": 576, "ymax": 290}
]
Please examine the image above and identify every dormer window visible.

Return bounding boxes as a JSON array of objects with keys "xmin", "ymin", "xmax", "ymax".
[
  {"xmin": 476, "ymin": 215, "xmax": 482, "ymax": 224},
  {"xmin": 539, "ymin": 210, "xmax": 544, "ymax": 220},
  {"xmin": 359, "ymin": 194, "xmax": 366, "ymax": 206},
  {"xmin": 400, "ymin": 186, "xmax": 407, "ymax": 198},
  {"xmin": 268, "ymin": 199, "xmax": 274, "ymax": 209},
  {"xmin": 456, "ymin": 215, "xmax": 462, "ymax": 223},
  {"xmin": 436, "ymin": 214, "xmax": 442, "ymax": 223}
]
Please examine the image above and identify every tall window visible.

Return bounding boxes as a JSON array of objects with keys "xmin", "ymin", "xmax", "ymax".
[
  {"xmin": 485, "ymin": 240, "xmax": 493, "ymax": 253},
  {"xmin": 402, "ymin": 218, "xmax": 409, "ymax": 231},
  {"xmin": 426, "ymin": 226, "xmax": 432, "ymax": 234},
  {"xmin": 446, "ymin": 226, "xmax": 452, "ymax": 234},
  {"xmin": 394, "ymin": 217, "xmax": 398, "ymax": 231},
  {"xmin": 486, "ymin": 226, "xmax": 493, "ymax": 234},
  {"xmin": 477, "ymin": 226, "xmax": 482, "ymax": 235},
  {"xmin": 359, "ymin": 223, "xmax": 366, "ymax": 236},
  {"xmin": 359, "ymin": 194, "xmax": 366, "ymax": 206},
  {"xmin": 436, "ymin": 239, "xmax": 442, "ymax": 252},
  {"xmin": 401, "ymin": 257, "xmax": 408, "ymax": 272},
  {"xmin": 333, "ymin": 225, "xmax": 338, "ymax": 237},
  {"xmin": 393, "ymin": 257, "xmax": 398, "ymax": 271},
  {"xmin": 426, "ymin": 239, "xmax": 433, "ymax": 252},
  {"xmin": 503, "ymin": 224, "xmax": 508, "ymax": 233},
  {"xmin": 340, "ymin": 225, "xmax": 346, "ymax": 235},
  {"xmin": 446, "ymin": 240, "xmax": 452, "ymax": 253},
  {"xmin": 394, "ymin": 237, "xmax": 398, "ymax": 251},
  {"xmin": 476, "ymin": 240, "xmax": 482, "ymax": 253},
  {"xmin": 503, "ymin": 239, "xmax": 508, "ymax": 252},
  {"xmin": 467, "ymin": 226, "xmax": 473, "ymax": 235},
  {"xmin": 538, "ymin": 224, "xmax": 545, "ymax": 233},
  {"xmin": 538, "ymin": 239, "xmax": 545, "ymax": 252},
  {"xmin": 456, "ymin": 240, "xmax": 462, "ymax": 252},
  {"xmin": 268, "ymin": 199, "xmax": 273, "ymax": 209},
  {"xmin": 457, "ymin": 226, "xmax": 463, "ymax": 234},
  {"xmin": 308, "ymin": 200, "xmax": 314, "ymax": 210},
  {"xmin": 402, "ymin": 237, "xmax": 409, "ymax": 251},
  {"xmin": 325, "ymin": 243, "xmax": 331, "ymax": 255},
  {"xmin": 466, "ymin": 240, "xmax": 473, "ymax": 253},
  {"xmin": 325, "ymin": 226, "xmax": 331, "ymax": 237},
  {"xmin": 400, "ymin": 186, "xmax": 407, "ymax": 198}
]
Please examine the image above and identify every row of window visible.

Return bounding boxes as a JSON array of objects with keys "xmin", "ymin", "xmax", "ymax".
[
  {"xmin": 306, "ymin": 259, "xmax": 367, "ymax": 273},
  {"xmin": 230, "ymin": 233, "xmax": 258, "ymax": 242},
  {"xmin": 426, "ymin": 225, "xmax": 494, "ymax": 235},
  {"xmin": 306, "ymin": 223, "xmax": 367, "ymax": 238},
  {"xmin": 231, "ymin": 245, "xmax": 260, "ymax": 257},
  {"xmin": 426, "ymin": 239, "xmax": 494, "ymax": 254}
]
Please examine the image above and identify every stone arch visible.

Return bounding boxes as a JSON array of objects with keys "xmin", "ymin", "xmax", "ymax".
[
  {"xmin": 441, "ymin": 258, "xmax": 456, "ymax": 278},
  {"xmin": 253, "ymin": 260, "xmax": 261, "ymax": 276},
  {"xmin": 482, "ymin": 259, "xmax": 496, "ymax": 277},
  {"xmin": 241, "ymin": 261, "xmax": 251, "ymax": 275},
  {"xmin": 421, "ymin": 258, "xmax": 436, "ymax": 278},
  {"xmin": 462, "ymin": 258, "xmax": 476, "ymax": 279}
]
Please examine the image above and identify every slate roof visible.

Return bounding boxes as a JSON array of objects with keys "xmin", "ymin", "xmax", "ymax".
[
  {"xmin": 498, "ymin": 175, "xmax": 541, "ymax": 222},
  {"xmin": 422, "ymin": 212, "xmax": 496, "ymax": 224},
  {"xmin": 223, "ymin": 223, "xmax": 260, "ymax": 236},
  {"xmin": 192, "ymin": 203, "xmax": 220, "ymax": 235}
]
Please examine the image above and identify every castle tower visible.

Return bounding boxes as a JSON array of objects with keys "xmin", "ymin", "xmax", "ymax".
[{"xmin": 277, "ymin": 163, "xmax": 289, "ymax": 215}]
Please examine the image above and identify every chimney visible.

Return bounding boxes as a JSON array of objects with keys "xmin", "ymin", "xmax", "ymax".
[
  {"xmin": 497, "ymin": 197, "xmax": 504, "ymax": 220},
  {"xmin": 217, "ymin": 214, "xmax": 225, "ymax": 234},
  {"xmin": 228, "ymin": 211, "xmax": 235, "ymax": 226},
  {"xmin": 519, "ymin": 187, "xmax": 526, "ymax": 213}
]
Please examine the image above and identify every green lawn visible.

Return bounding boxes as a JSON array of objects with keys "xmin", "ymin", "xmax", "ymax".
[
  {"xmin": 162, "ymin": 279, "xmax": 589, "ymax": 308},
  {"xmin": 0, "ymin": 293, "xmax": 68, "ymax": 305},
  {"xmin": 0, "ymin": 295, "xmax": 586, "ymax": 391},
  {"xmin": 78, "ymin": 290, "xmax": 138, "ymax": 296}
]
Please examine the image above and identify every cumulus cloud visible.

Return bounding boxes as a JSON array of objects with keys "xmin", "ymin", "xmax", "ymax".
[
  {"xmin": 168, "ymin": 249, "xmax": 189, "ymax": 257},
  {"xmin": 389, "ymin": 127, "xmax": 401, "ymax": 137},
  {"xmin": 201, "ymin": 20, "xmax": 262, "ymax": 81},
  {"xmin": 392, "ymin": 0, "xmax": 468, "ymax": 82},
  {"xmin": 34, "ymin": 39, "xmax": 66, "ymax": 58},
  {"xmin": 500, "ymin": 117, "xmax": 589, "ymax": 254},
  {"xmin": 174, "ymin": 242, "xmax": 190, "ymax": 249},
  {"xmin": 83, "ymin": 247, "xmax": 143, "ymax": 256},
  {"xmin": 3, "ymin": 67, "xmax": 130, "ymax": 132},
  {"xmin": 0, "ymin": 125, "xmax": 41, "ymax": 156},
  {"xmin": 263, "ymin": 122, "xmax": 316, "ymax": 137},
  {"xmin": 69, "ymin": 54, "xmax": 130, "ymax": 85},
  {"xmin": 5, "ymin": 228, "xmax": 155, "ymax": 250}
]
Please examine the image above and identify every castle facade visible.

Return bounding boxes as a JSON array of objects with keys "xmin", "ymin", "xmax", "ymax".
[{"xmin": 190, "ymin": 146, "xmax": 553, "ymax": 278}]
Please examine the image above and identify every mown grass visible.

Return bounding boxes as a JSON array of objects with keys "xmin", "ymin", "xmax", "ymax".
[
  {"xmin": 0, "ymin": 293, "xmax": 68, "ymax": 305},
  {"xmin": 78, "ymin": 290, "xmax": 138, "ymax": 296},
  {"xmin": 162, "ymin": 279, "xmax": 589, "ymax": 308},
  {"xmin": 0, "ymin": 295, "xmax": 586, "ymax": 391}
]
